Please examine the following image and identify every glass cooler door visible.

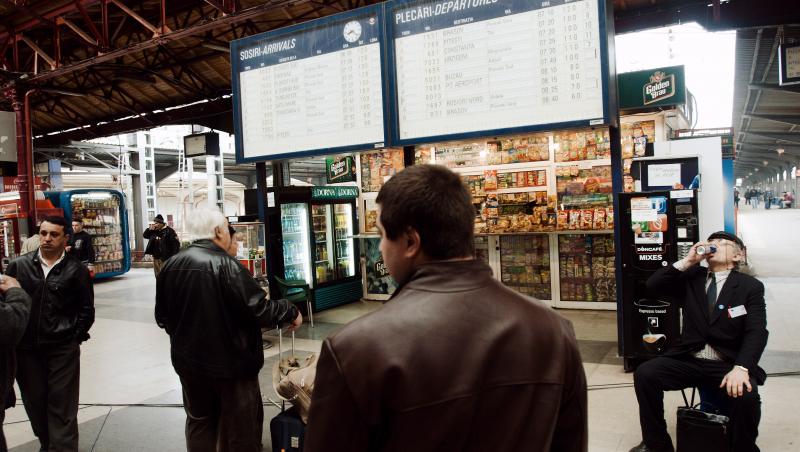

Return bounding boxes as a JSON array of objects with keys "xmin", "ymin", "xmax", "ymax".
[
  {"xmin": 71, "ymin": 193, "xmax": 124, "ymax": 275},
  {"xmin": 499, "ymin": 235, "xmax": 552, "ymax": 300},
  {"xmin": 333, "ymin": 203, "xmax": 356, "ymax": 279},
  {"xmin": 312, "ymin": 204, "xmax": 334, "ymax": 285},
  {"xmin": 280, "ymin": 203, "xmax": 312, "ymax": 285},
  {"xmin": 557, "ymin": 234, "xmax": 616, "ymax": 303}
]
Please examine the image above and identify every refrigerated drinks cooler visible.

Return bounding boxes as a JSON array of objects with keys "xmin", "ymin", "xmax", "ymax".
[
  {"xmin": 229, "ymin": 217, "xmax": 267, "ymax": 282},
  {"xmin": 0, "ymin": 193, "xmax": 64, "ymax": 271},
  {"xmin": 617, "ymin": 190, "xmax": 699, "ymax": 370},
  {"xmin": 46, "ymin": 190, "xmax": 131, "ymax": 279},
  {"xmin": 265, "ymin": 186, "xmax": 362, "ymax": 312}
]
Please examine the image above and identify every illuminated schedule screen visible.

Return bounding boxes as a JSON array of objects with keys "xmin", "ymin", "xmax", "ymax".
[
  {"xmin": 390, "ymin": 0, "xmax": 608, "ymax": 143},
  {"xmin": 232, "ymin": 7, "xmax": 387, "ymax": 161}
]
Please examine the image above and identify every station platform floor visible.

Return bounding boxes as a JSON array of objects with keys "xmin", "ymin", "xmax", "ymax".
[{"xmin": 4, "ymin": 206, "xmax": 799, "ymax": 451}]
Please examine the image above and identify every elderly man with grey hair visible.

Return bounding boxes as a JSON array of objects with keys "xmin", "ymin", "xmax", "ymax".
[{"xmin": 155, "ymin": 208, "xmax": 301, "ymax": 452}]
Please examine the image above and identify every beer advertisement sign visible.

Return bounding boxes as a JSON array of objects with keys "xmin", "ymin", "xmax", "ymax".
[
  {"xmin": 779, "ymin": 42, "xmax": 800, "ymax": 86},
  {"xmin": 643, "ymin": 71, "xmax": 675, "ymax": 105},
  {"xmin": 618, "ymin": 65, "xmax": 686, "ymax": 111}
]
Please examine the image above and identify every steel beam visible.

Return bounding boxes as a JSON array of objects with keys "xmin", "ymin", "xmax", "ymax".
[
  {"xmin": 109, "ymin": 0, "xmax": 167, "ymax": 36},
  {"xmin": 35, "ymin": 95, "xmax": 231, "ymax": 146},
  {"xmin": 744, "ymin": 114, "xmax": 800, "ymax": 127},
  {"xmin": 27, "ymin": 0, "xmax": 308, "ymax": 83}
]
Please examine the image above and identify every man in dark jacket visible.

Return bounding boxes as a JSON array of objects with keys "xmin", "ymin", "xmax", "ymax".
[
  {"xmin": 0, "ymin": 274, "xmax": 32, "ymax": 452},
  {"xmin": 630, "ymin": 231, "xmax": 767, "ymax": 452},
  {"xmin": 66, "ymin": 219, "xmax": 94, "ymax": 267},
  {"xmin": 143, "ymin": 214, "xmax": 180, "ymax": 277},
  {"xmin": 5, "ymin": 216, "xmax": 94, "ymax": 452},
  {"xmin": 305, "ymin": 165, "xmax": 587, "ymax": 452},
  {"xmin": 155, "ymin": 208, "xmax": 301, "ymax": 451}
]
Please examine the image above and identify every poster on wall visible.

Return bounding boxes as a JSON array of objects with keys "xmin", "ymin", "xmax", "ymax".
[
  {"xmin": 326, "ymin": 155, "xmax": 357, "ymax": 183},
  {"xmin": 364, "ymin": 237, "xmax": 398, "ymax": 296},
  {"xmin": 388, "ymin": 0, "xmax": 610, "ymax": 145}
]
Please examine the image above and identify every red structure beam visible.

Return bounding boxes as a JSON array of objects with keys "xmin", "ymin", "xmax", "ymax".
[
  {"xmin": 0, "ymin": 1, "xmax": 101, "ymax": 44},
  {"xmin": 26, "ymin": 0, "xmax": 307, "ymax": 83}
]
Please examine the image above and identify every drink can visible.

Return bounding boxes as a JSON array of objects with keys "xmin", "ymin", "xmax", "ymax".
[{"xmin": 696, "ymin": 245, "xmax": 717, "ymax": 255}]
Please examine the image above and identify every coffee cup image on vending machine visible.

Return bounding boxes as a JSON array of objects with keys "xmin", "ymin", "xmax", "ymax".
[
  {"xmin": 634, "ymin": 298, "xmax": 671, "ymax": 353},
  {"xmin": 641, "ymin": 333, "xmax": 667, "ymax": 352}
]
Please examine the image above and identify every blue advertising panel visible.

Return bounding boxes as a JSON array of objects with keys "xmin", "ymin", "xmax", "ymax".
[
  {"xmin": 231, "ymin": 5, "xmax": 389, "ymax": 163},
  {"xmin": 386, "ymin": 0, "xmax": 612, "ymax": 145}
]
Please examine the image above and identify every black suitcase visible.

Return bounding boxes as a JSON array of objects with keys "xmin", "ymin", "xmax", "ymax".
[
  {"xmin": 270, "ymin": 407, "xmax": 305, "ymax": 452},
  {"xmin": 270, "ymin": 329, "xmax": 305, "ymax": 452},
  {"xmin": 676, "ymin": 388, "xmax": 730, "ymax": 452}
]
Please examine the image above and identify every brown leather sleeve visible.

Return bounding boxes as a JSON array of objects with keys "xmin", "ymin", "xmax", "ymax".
[
  {"xmin": 550, "ymin": 320, "xmax": 588, "ymax": 452},
  {"xmin": 305, "ymin": 338, "xmax": 370, "ymax": 452}
]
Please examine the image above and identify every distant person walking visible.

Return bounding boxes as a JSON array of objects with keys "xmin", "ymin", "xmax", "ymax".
[
  {"xmin": 143, "ymin": 214, "xmax": 181, "ymax": 277},
  {"xmin": 734, "ymin": 188, "xmax": 740, "ymax": 209}
]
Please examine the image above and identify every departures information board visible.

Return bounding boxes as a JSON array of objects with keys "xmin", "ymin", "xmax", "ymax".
[
  {"xmin": 389, "ymin": 0, "xmax": 610, "ymax": 144},
  {"xmin": 231, "ymin": 6, "xmax": 388, "ymax": 162}
]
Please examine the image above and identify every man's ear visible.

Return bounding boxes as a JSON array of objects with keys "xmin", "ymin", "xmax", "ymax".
[{"xmin": 404, "ymin": 227, "xmax": 422, "ymax": 259}]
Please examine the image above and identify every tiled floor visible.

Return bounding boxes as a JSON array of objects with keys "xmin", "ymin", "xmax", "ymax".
[{"xmin": 5, "ymin": 206, "xmax": 799, "ymax": 451}]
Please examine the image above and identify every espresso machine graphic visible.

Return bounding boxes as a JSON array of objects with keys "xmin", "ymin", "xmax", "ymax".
[{"xmin": 617, "ymin": 190, "xmax": 699, "ymax": 370}]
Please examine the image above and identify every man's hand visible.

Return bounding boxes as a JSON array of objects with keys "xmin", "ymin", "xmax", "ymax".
[
  {"xmin": 681, "ymin": 242, "xmax": 712, "ymax": 267},
  {"xmin": 65, "ymin": 246, "xmax": 72, "ymax": 252},
  {"xmin": 0, "ymin": 275, "xmax": 22, "ymax": 293},
  {"xmin": 285, "ymin": 311, "xmax": 303, "ymax": 333},
  {"xmin": 720, "ymin": 366, "xmax": 752, "ymax": 398}
]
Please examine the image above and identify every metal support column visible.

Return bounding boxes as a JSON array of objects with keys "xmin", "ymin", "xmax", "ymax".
[
  {"xmin": 136, "ymin": 130, "xmax": 158, "ymax": 223},
  {"xmin": 206, "ymin": 154, "xmax": 224, "ymax": 212},
  {"xmin": 6, "ymin": 86, "xmax": 32, "ymax": 234}
]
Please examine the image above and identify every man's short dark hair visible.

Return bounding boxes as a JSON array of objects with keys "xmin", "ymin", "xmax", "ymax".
[
  {"xmin": 376, "ymin": 164, "xmax": 474, "ymax": 260},
  {"xmin": 41, "ymin": 215, "xmax": 69, "ymax": 233}
]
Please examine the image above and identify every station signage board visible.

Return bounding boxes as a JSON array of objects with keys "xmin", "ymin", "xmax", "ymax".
[
  {"xmin": 779, "ymin": 42, "xmax": 800, "ymax": 86},
  {"xmin": 387, "ymin": 0, "xmax": 611, "ymax": 145},
  {"xmin": 231, "ymin": 5, "xmax": 389, "ymax": 162}
]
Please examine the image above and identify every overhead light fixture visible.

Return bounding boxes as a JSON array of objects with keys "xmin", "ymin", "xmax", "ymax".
[
  {"xmin": 754, "ymin": 168, "xmax": 759, "ymax": 172},
  {"xmin": 777, "ymin": 148, "xmax": 785, "ymax": 155},
  {"xmin": 763, "ymin": 161, "xmax": 769, "ymax": 166}
]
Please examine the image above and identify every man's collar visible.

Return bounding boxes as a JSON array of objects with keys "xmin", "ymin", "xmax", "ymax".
[{"xmin": 38, "ymin": 249, "xmax": 66, "ymax": 265}]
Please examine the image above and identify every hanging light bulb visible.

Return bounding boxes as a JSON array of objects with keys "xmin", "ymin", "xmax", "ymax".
[{"xmin": 776, "ymin": 148, "xmax": 785, "ymax": 155}]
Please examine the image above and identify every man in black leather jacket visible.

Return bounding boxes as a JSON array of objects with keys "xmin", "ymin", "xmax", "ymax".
[
  {"xmin": 0, "ymin": 274, "xmax": 32, "ymax": 452},
  {"xmin": 155, "ymin": 208, "xmax": 301, "ymax": 451},
  {"xmin": 5, "ymin": 216, "xmax": 94, "ymax": 452}
]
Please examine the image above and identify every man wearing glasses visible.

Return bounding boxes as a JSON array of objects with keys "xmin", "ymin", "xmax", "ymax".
[{"xmin": 630, "ymin": 231, "xmax": 767, "ymax": 452}]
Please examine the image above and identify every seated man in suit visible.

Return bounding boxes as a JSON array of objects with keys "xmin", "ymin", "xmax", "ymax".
[{"xmin": 630, "ymin": 231, "xmax": 767, "ymax": 452}]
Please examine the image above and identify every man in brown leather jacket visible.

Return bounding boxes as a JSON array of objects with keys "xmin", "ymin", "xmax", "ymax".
[{"xmin": 305, "ymin": 165, "xmax": 587, "ymax": 452}]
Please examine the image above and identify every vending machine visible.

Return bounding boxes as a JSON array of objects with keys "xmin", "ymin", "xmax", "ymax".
[
  {"xmin": 0, "ymin": 192, "xmax": 63, "ymax": 271},
  {"xmin": 228, "ymin": 215, "xmax": 267, "ymax": 283},
  {"xmin": 617, "ymin": 189, "xmax": 699, "ymax": 370},
  {"xmin": 265, "ymin": 186, "xmax": 362, "ymax": 312},
  {"xmin": 46, "ymin": 190, "xmax": 131, "ymax": 279}
]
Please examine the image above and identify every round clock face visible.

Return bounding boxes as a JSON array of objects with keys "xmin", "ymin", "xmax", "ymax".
[{"xmin": 343, "ymin": 21, "xmax": 362, "ymax": 43}]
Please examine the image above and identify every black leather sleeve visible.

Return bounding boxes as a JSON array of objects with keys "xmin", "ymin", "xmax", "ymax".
[
  {"xmin": 0, "ymin": 287, "xmax": 31, "ymax": 346},
  {"xmin": 74, "ymin": 264, "xmax": 95, "ymax": 342},
  {"xmin": 223, "ymin": 258, "xmax": 297, "ymax": 328},
  {"xmin": 154, "ymin": 267, "xmax": 171, "ymax": 333}
]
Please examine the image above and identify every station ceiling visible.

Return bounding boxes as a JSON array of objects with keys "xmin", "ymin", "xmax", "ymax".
[{"xmin": 0, "ymin": 0, "xmax": 798, "ymax": 179}]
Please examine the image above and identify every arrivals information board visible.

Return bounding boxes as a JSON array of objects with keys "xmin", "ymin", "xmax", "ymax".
[
  {"xmin": 231, "ymin": 6, "xmax": 388, "ymax": 162},
  {"xmin": 388, "ymin": 0, "xmax": 610, "ymax": 144}
]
